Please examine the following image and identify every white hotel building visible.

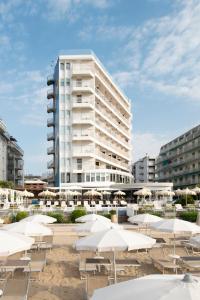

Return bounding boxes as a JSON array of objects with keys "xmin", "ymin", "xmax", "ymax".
[{"xmin": 47, "ymin": 51, "xmax": 133, "ymax": 188}]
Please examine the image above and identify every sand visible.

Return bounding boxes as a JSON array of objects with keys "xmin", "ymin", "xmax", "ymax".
[{"xmin": 27, "ymin": 224, "xmax": 188, "ymax": 299}]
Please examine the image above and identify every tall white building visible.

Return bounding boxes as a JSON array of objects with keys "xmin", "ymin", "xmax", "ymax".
[
  {"xmin": 47, "ymin": 50, "xmax": 133, "ymax": 188},
  {"xmin": 0, "ymin": 120, "xmax": 8, "ymax": 181},
  {"xmin": 132, "ymin": 155, "xmax": 156, "ymax": 183}
]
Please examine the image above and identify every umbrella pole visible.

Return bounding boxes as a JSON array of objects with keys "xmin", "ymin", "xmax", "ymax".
[
  {"xmin": 173, "ymin": 233, "xmax": 176, "ymax": 255},
  {"xmin": 113, "ymin": 251, "xmax": 117, "ymax": 283}
]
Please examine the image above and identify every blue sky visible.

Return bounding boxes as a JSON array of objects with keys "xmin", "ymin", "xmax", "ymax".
[{"xmin": 0, "ymin": 0, "xmax": 200, "ymax": 175}]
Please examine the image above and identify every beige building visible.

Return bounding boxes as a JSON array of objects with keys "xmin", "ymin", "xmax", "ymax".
[
  {"xmin": 157, "ymin": 124, "xmax": 200, "ymax": 188},
  {"xmin": 47, "ymin": 50, "xmax": 133, "ymax": 188}
]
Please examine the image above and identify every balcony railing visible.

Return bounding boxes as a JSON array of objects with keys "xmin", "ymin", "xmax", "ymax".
[
  {"xmin": 47, "ymin": 89, "xmax": 54, "ymax": 99},
  {"xmin": 72, "ymin": 148, "xmax": 94, "ymax": 157},
  {"xmin": 47, "ymin": 75, "xmax": 54, "ymax": 86},
  {"xmin": 47, "ymin": 103, "xmax": 55, "ymax": 113},
  {"xmin": 47, "ymin": 132, "xmax": 55, "ymax": 141},
  {"xmin": 47, "ymin": 147, "xmax": 55, "ymax": 155},
  {"xmin": 47, "ymin": 118, "xmax": 55, "ymax": 127},
  {"xmin": 96, "ymin": 151, "xmax": 129, "ymax": 170},
  {"xmin": 47, "ymin": 160, "xmax": 55, "ymax": 169}
]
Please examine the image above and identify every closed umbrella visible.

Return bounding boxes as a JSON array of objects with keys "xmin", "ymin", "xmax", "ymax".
[
  {"xmin": 20, "ymin": 214, "xmax": 56, "ymax": 224},
  {"xmin": 91, "ymin": 273, "xmax": 200, "ymax": 300},
  {"xmin": 151, "ymin": 218, "xmax": 200, "ymax": 254},
  {"xmin": 0, "ymin": 230, "xmax": 34, "ymax": 256},
  {"xmin": 4, "ymin": 221, "xmax": 53, "ymax": 237},
  {"xmin": 75, "ymin": 228, "xmax": 156, "ymax": 282},
  {"xmin": 128, "ymin": 213, "xmax": 162, "ymax": 225},
  {"xmin": 75, "ymin": 213, "xmax": 111, "ymax": 223},
  {"xmin": 75, "ymin": 220, "xmax": 122, "ymax": 233}
]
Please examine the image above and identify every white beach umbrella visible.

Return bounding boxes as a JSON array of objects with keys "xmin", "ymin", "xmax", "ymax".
[
  {"xmin": 20, "ymin": 214, "xmax": 56, "ymax": 224},
  {"xmin": 0, "ymin": 218, "xmax": 4, "ymax": 224},
  {"xmin": 179, "ymin": 188, "xmax": 196, "ymax": 206},
  {"xmin": 114, "ymin": 191, "xmax": 126, "ymax": 196},
  {"xmin": 134, "ymin": 188, "xmax": 152, "ymax": 197},
  {"xmin": 91, "ymin": 273, "xmax": 200, "ymax": 300},
  {"xmin": 21, "ymin": 190, "xmax": 33, "ymax": 197},
  {"xmin": 75, "ymin": 220, "xmax": 122, "ymax": 233},
  {"xmin": 128, "ymin": 213, "xmax": 162, "ymax": 225},
  {"xmin": 192, "ymin": 187, "xmax": 200, "ymax": 194},
  {"xmin": 151, "ymin": 218, "xmax": 200, "ymax": 254},
  {"xmin": 156, "ymin": 190, "xmax": 175, "ymax": 197},
  {"xmin": 38, "ymin": 190, "xmax": 56, "ymax": 198},
  {"xmin": 4, "ymin": 221, "xmax": 53, "ymax": 236},
  {"xmin": 102, "ymin": 191, "xmax": 111, "ymax": 195},
  {"xmin": 189, "ymin": 235, "xmax": 200, "ymax": 248},
  {"xmin": 75, "ymin": 228, "xmax": 156, "ymax": 282},
  {"xmin": 0, "ymin": 230, "xmax": 34, "ymax": 256},
  {"xmin": 72, "ymin": 191, "xmax": 82, "ymax": 196},
  {"xmin": 75, "ymin": 213, "xmax": 111, "ymax": 223},
  {"xmin": 84, "ymin": 190, "xmax": 101, "ymax": 197}
]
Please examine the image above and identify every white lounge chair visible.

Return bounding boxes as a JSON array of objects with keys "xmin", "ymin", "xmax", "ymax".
[{"xmin": 175, "ymin": 204, "xmax": 185, "ymax": 212}]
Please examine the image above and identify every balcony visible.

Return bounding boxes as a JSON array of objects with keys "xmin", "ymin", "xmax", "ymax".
[
  {"xmin": 47, "ymin": 160, "xmax": 55, "ymax": 169},
  {"xmin": 72, "ymin": 115, "xmax": 95, "ymax": 125},
  {"xmin": 47, "ymin": 103, "xmax": 55, "ymax": 113},
  {"xmin": 15, "ymin": 159, "xmax": 23, "ymax": 170},
  {"xmin": 72, "ymin": 131, "xmax": 94, "ymax": 141},
  {"xmin": 72, "ymin": 148, "xmax": 94, "ymax": 157},
  {"xmin": 47, "ymin": 75, "xmax": 54, "ymax": 86},
  {"xmin": 72, "ymin": 98, "xmax": 94, "ymax": 109},
  {"xmin": 96, "ymin": 151, "xmax": 129, "ymax": 170},
  {"xmin": 72, "ymin": 66, "xmax": 94, "ymax": 78},
  {"xmin": 47, "ymin": 118, "xmax": 55, "ymax": 127},
  {"xmin": 47, "ymin": 147, "xmax": 55, "ymax": 155},
  {"xmin": 72, "ymin": 81, "xmax": 93, "ymax": 94},
  {"xmin": 47, "ymin": 132, "xmax": 55, "ymax": 141},
  {"xmin": 47, "ymin": 89, "xmax": 54, "ymax": 99}
]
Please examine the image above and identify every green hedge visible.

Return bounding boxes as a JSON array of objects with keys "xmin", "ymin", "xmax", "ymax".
[
  {"xmin": 47, "ymin": 212, "xmax": 67, "ymax": 223},
  {"xmin": 69, "ymin": 209, "xmax": 86, "ymax": 223},
  {"xmin": 179, "ymin": 211, "xmax": 198, "ymax": 222},
  {"xmin": 175, "ymin": 196, "xmax": 195, "ymax": 206},
  {"xmin": 13, "ymin": 211, "xmax": 29, "ymax": 222}
]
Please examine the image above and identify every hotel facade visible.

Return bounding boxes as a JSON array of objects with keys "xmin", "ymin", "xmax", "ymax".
[
  {"xmin": 157, "ymin": 124, "xmax": 200, "ymax": 188},
  {"xmin": 132, "ymin": 155, "xmax": 156, "ymax": 183},
  {"xmin": 0, "ymin": 119, "xmax": 24, "ymax": 186},
  {"xmin": 47, "ymin": 51, "xmax": 133, "ymax": 188}
]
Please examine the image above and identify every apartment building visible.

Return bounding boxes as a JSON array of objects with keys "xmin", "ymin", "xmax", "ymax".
[
  {"xmin": 0, "ymin": 119, "xmax": 8, "ymax": 181},
  {"xmin": 157, "ymin": 125, "xmax": 200, "ymax": 188},
  {"xmin": 47, "ymin": 50, "xmax": 133, "ymax": 187},
  {"xmin": 132, "ymin": 155, "xmax": 156, "ymax": 183},
  {"xmin": 0, "ymin": 119, "xmax": 24, "ymax": 186}
]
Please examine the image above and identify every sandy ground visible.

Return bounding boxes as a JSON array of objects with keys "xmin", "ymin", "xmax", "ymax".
[{"xmin": 21, "ymin": 224, "xmax": 190, "ymax": 300}]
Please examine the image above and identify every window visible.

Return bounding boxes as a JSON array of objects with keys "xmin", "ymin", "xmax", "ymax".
[
  {"xmin": 60, "ymin": 63, "xmax": 64, "ymax": 70},
  {"xmin": 60, "ymin": 79, "xmax": 64, "ymax": 86},
  {"xmin": 77, "ymin": 95, "xmax": 82, "ymax": 103},
  {"xmin": 77, "ymin": 173, "xmax": 82, "ymax": 182},
  {"xmin": 86, "ymin": 173, "xmax": 90, "ymax": 182},
  {"xmin": 66, "ymin": 172, "xmax": 70, "ymax": 183},
  {"xmin": 77, "ymin": 158, "xmax": 82, "ymax": 170},
  {"xmin": 96, "ymin": 161, "xmax": 100, "ymax": 166},
  {"xmin": 96, "ymin": 173, "xmax": 100, "ymax": 181},
  {"xmin": 66, "ymin": 79, "xmax": 70, "ymax": 86},
  {"xmin": 61, "ymin": 172, "xmax": 65, "ymax": 183},
  {"xmin": 76, "ymin": 79, "xmax": 82, "ymax": 87},
  {"xmin": 66, "ymin": 63, "xmax": 70, "ymax": 70},
  {"xmin": 66, "ymin": 94, "xmax": 70, "ymax": 101},
  {"xmin": 60, "ymin": 94, "xmax": 65, "ymax": 103},
  {"xmin": 91, "ymin": 173, "xmax": 95, "ymax": 182}
]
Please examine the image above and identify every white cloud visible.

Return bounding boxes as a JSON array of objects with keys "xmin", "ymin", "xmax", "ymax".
[
  {"xmin": 110, "ymin": 0, "xmax": 200, "ymax": 102},
  {"xmin": 132, "ymin": 132, "xmax": 170, "ymax": 162}
]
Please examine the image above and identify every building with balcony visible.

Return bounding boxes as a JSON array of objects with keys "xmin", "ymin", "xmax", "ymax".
[
  {"xmin": 0, "ymin": 119, "xmax": 24, "ymax": 186},
  {"xmin": 46, "ymin": 50, "xmax": 133, "ymax": 187},
  {"xmin": 157, "ymin": 124, "xmax": 200, "ymax": 188},
  {"xmin": 0, "ymin": 119, "xmax": 9, "ymax": 181},
  {"xmin": 132, "ymin": 155, "xmax": 156, "ymax": 183}
]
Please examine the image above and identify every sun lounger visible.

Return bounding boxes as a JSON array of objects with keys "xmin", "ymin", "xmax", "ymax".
[
  {"xmin": 183, "ymin": 241, "xmax": 200, "ymax": 255},
  {"xmin": 175, "ymin": 204, "xmax": 185, "ymax": 212},
  {"xmin": 1, "ymin": 275, "xmax": 30, "ymax": 300},
  {"xmin": 152, "ymin": 258, "xmax": 181, "ymax": 274}
]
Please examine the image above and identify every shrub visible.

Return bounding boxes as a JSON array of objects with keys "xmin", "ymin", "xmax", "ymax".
[
  {"xmin": 110, "ymin": 210, "xmax": 116, "ymax": 216},
  {"xmin": 150, "ymin": 211, "xmax": 162, "ymax": 217},
  {"xmin": 100, "ymin": 213, "xmax": 111, "ymax": 220},
  {"xmin": 175, "ymin": 196, "xmax": 195, "ymax": 206},
  {"xmin": 179, "ymin": 211, "xmax": 198, "ymax": 222},
  {"xmin": 15, "ymin": 211, "xmax": 29, "ymax": 222},
  {"xmin": 69, "ymin": 209, "xmax": 86, "ymax": 223},
  {"xmin": 47, "ymin": 212, "xmax": 66, "ymax": 223}
]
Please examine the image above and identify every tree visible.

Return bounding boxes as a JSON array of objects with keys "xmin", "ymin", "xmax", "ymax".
[{"xmin": 0, "ymin": 181, "xmax": 14, "ymax": 189}]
